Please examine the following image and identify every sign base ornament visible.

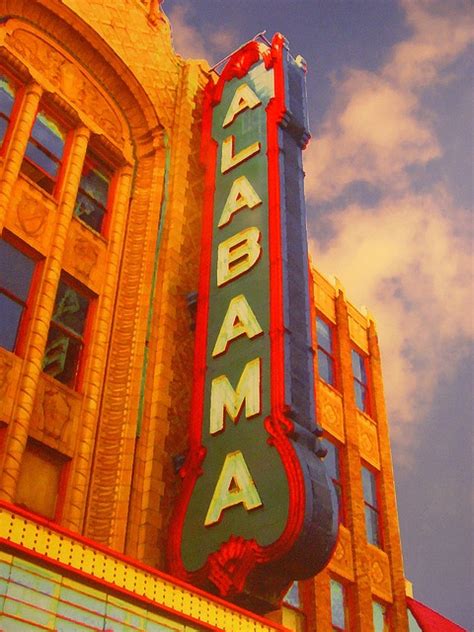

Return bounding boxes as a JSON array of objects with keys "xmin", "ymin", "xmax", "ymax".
[{"xmin": 168, "ymin": 33, "xmax": 337, "ymax": 611}]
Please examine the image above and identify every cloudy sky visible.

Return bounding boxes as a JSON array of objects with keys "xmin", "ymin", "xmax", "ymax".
[{"xmin": 163, "ymin": 1, "xmax": 473, "ymax": 627}]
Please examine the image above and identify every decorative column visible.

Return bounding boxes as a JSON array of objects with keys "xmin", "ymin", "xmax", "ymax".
[
  {"xmin": 0, "ymin": 82, "xmax": 42, "ymax": 228},
  {"xmin": 0, "ymin": 126, "xmax": 90, "ymax": 502},
  {"xmin": 368, "ymin": 320, "xmax": 409, "ymax": 631},
  {"xmin": 64, "ymin": 164, "xmax": 133, "ymax": 533},
  {"xmin": 335, "ymin": 290, "xmax": 373, "ymax": 631}
]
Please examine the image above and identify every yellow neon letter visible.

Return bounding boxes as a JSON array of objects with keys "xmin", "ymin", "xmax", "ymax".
[
  {"xmin": 204, "ymin": 451, "xmax": 263, "ymax": 526},
  {"xmin": 210, "ymin": 358, "xmax": 261, "ymax": 435},
  {"xmin": 218, "ymin": 176, "xmax": 262, "ymax": 228},
  {"xmin": 221, "ymin": 135, "xmax": 260, "ymax": 174},
  {"xmin": 222, "ymin": 83, "xmax": 262, "ymax": 128},
  {"xmin": 217, "ymin": 226, "xmax": 261, "ymax": 287},
  {"xmin": 212, "ymin": 294, "xmax": 263, "ymax": 357}
]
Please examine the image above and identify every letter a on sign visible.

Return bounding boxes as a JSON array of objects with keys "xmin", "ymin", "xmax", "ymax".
[
  {"xmin": 218, "ymin": 176, "xmax": 262, "ymax": 228},
  {"xmin": 222, "ymin": 83, "xmax": 262, "ymax": 128},
  {"xmin": 212, "ymin": 294, "xmax": 262, "ymax": 357},
  {"xmin": 204, "ymin": 450, "xmax": 263, "ymax": 526}
]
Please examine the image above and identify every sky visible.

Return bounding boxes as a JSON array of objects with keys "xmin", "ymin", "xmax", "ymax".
[{"xmin": 162, "ymin": 0, "xmax": 473, "ymax": 627}]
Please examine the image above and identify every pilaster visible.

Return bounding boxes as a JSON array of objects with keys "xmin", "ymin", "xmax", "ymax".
[
  {"xmin": 335, "ymin": 290, "xmax": 373, "ymax": 631},
  {"xmin": 0, "ymin": 82, "xmax": 42, "ymax": 227},
  {"xmin": 368, "ymin": 321, "xmax": 409, "ymax": 631}
]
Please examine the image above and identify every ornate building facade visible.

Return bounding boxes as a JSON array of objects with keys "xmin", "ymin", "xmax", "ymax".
[{"xmin": 0, "ymin": 2, "xmax": 462, "ymax": 631}]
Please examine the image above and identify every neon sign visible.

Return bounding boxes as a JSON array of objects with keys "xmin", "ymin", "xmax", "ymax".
[{"xmin": 169, "ymin": 34, "xmax": 337, "ymax": 609}]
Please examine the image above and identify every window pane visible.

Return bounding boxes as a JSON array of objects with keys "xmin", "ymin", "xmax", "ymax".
[
  {"xmin": 74, "ymin": 157, "xmax": 111, "ymax": 233},
  {"xmin": 0, "ymin": 75, "xmax": 15, "ymax": 145},
  {"xmin": 351, "ymin": 350, "xmax": 366, "ymax": 383},
  {"xmin": 24, "ymin": 142, "xmax": 59, "ymax": 179},
  {"xmin": 0, "ymin": 75, "xmax": 15, "ymax": 118},
  {"xmin": 318, "ymin": 349, "xmax": 334, "ymax": 385},
  {"xmin": 74, "ymin": 192, "xmax": 105, "ymax": 232},
  {"xmin": 52, "ymin": 282, "xmax": 89, "ymax": 336},
  {"xmin": 362, "ymin": 467, "xmax": 377, "ymax": 506},
  {"xmin": 43, "ymin": 325, "xmax": 82, "ymax": 386},
  {"xmin": 31, "ymin": 110, "xmax": 65, "ymax": 160},
  {"xmin": 317, "ymin": 317, "xmax": 332, "ymax": 353},
  {"xmin": 323, "ymin": 440, "xmax": 339, "ymax": 481},
  {"xmin": 81, "ymin": 161, "xmax": 110, "ymax": 206},
  {"xmin": 330, "ymin": 579, "xmax": 345, "ymax": 628},
  {"xmin": 0, "ymin": 117, "xmax": 8, "ymax": 144},
  {"xmin": 365, "ymin": 506, "xmax": 380, "ymax": 546},
  {"xmin": 284, "ymin": 582, "xmax": 301, "ymax": 608},
  {"xmin": 373, "ymin": 601, "xmax": 389, "ymax": 632},
  {"xmin": 0, "ymin": 240, "xmax": 35, "ymax": 299},
  {"xmin": 0, "ymin": 293, "xmax": 23, "ymax": 350},
  {"xmin": 354, "ymin": 381, "xmax": 368, "ymax": 411}
]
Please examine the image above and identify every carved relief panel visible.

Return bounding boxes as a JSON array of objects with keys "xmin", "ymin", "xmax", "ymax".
[
  {"xmin": 357, "ymin": 411, "xmax": 380, "ymax": 470},
  {"xmin": 314, "ymin": 277, "xmax": 336, "ymax": 323},
  {"xmin": 328, "ymin": 525, "xmax": 354, "ymax": 582},
  {"xmin": 5, "ymin": 179, "xmax": 57, "ymax": 256},
  {"xmin": 63, "ymin": 220, "xmax": 105, "ymax": 294},
  {"xmin": 347, "ymin": 305, "xmax": 369, "ymax": 353},
  {"xmin": 0, "ymin": 350, "xmax": 21, "ymax": 424},
  {"xmin": 317, "ymin": 381, "xmax": 345, "ymax": 443},
  {"xmin": 29, "ymin": 374, "xmax": 82, "ymax": 457},
  {"xmin": 368, "ymin": 545, "xmax": 393, "ymax": 603}
]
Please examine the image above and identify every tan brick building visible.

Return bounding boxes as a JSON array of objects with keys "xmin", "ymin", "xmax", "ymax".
[{"xmin": 0, "ymin": 2, "xmax": 451, "ymax": 631}]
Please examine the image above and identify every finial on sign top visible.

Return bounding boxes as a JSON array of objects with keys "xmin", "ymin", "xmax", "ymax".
[{"xmin": 210, "ymin": 31, "xmax": 272, "ymax": 72}]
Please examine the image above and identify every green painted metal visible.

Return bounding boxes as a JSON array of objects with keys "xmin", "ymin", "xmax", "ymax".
[{"xmin": 136, "ymin": 132, "xmax": 171, "ymax": 437}]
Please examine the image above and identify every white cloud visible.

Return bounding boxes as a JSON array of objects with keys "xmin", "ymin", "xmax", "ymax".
[
  {"xmin": 305, "ymin": 0, "xmax": 474, "ymax": 456},
  {"xmin": 304, "ymin": 0, "xmax": 473, "ymax": 203},
  {"xmin": 311, "ymin": 192, "xmax": 472, "ymax": 443},
  {"xmin": 166, "ymin": 3, "xmax": 239, "ymax": 62}
]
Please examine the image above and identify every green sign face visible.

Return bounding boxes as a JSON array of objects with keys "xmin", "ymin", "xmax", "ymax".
[{"xmin": 180, "ymin": 62, "xmax": 290, "ymax": 571}]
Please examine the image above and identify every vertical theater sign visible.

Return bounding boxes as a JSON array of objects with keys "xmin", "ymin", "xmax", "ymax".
[{"xmin": 169, "ymin": 34, "xmax": 337, "ymax": 608}]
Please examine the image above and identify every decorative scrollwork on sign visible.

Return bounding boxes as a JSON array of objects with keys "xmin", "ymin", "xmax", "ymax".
[
  {"xmin": 208, "ymin": 536, "xmax": 259, "ymax": 597},
  {"xmin": 5, "ymin": 26, "xmax": 124, "ymax": 145}
]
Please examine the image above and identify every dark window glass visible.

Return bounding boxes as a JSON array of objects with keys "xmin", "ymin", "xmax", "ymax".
[
  {"xmin": 317, "ymin": 317, "xmax": 332, "ymax": 353},
  {"xmin": 0, "ymin": 294, "xmax": 23, "ymax": 350},
  {"xmin": 317, "ymin": 316, "xmax": 336, "ymax": 387},
  {"xmin": 0, "ymin": 75, "xmax": 15, "ymax": 147},
  {"xmin": 362, "ymin": 466, "xmax": 377, "ymax": 505},
  {"xmin": 43, "ymin": 280, "xmax": 90, "ymax": 387},
  {"xmin": 362, "ymin": 465, "xmax": 381, "ymax": 547},
  {"xmin": 0, "ymin": 239, "xmax": 35, "ymax": 352},
  {"xmin": 323, "ymin": 439, "xmax": 344, "ymax": 524},
  {"xmin": 318, "ymin": 350, "xmax": 334, "ymax": 385},
  {"xmin": 330, "ymin": 579, "xmax": 347, "ymax": 630},
  {"xmin": 74, "ymin": 154, "xmax": 111, "ymax": 233},
  {"xmin": 22, "ymin": 109, "xmax": 65, "ymax": 194},
  {"xmin": 352, "ymin": 349, "xmax": 370, "ymax": 412}
]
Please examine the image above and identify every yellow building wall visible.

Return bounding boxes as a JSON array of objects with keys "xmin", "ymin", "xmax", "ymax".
[{"xmin": 305, "ymin": 268, "xmax": 408, "ymax": 631}]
